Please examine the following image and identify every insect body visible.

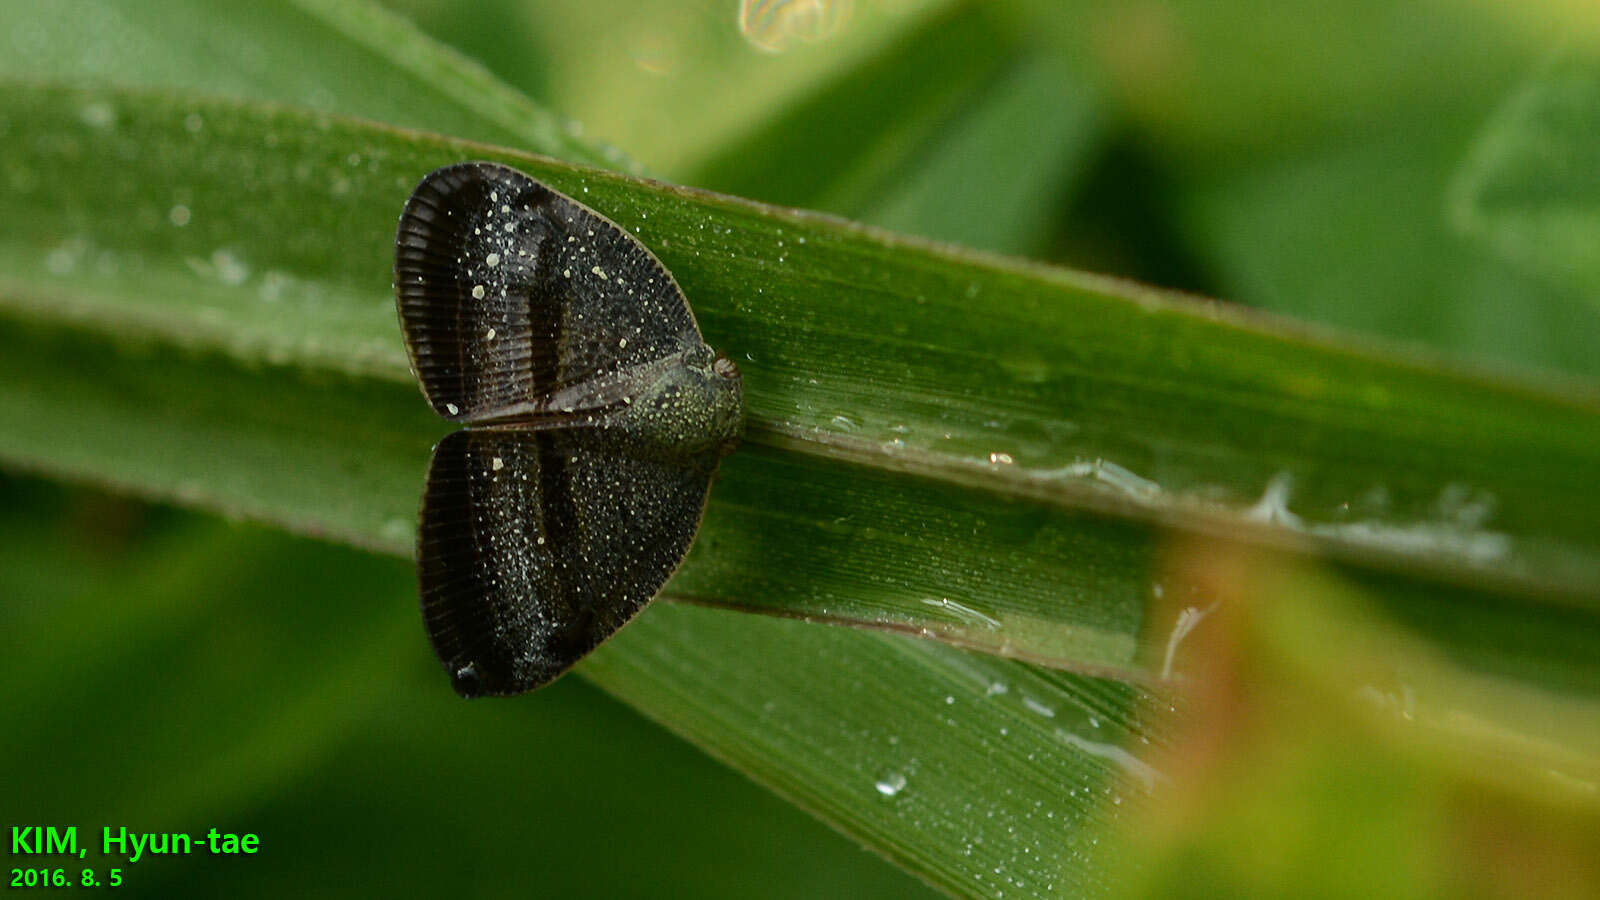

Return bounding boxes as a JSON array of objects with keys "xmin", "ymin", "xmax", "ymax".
[{"xmin": 394, "ymin": 162, "xmax": 742, "ymax": 697}]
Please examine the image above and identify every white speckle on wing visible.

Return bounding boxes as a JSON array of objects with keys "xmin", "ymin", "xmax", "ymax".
[
  {"xmin": 491, "ymin": 456, "xmax": 504, "ymax": 471},
  {"xmin": 485, "ymin": 252, "xmax": 501, "ymax": 267},
  {"xmin": 471, "ymin": 284, "xmax": 485, "ymax": 299},
  {"xmin": 592, "ymin": 265, "xmax": 607, "ymax": 280}
]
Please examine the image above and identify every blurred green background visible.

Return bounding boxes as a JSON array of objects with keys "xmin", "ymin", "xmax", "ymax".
[{"xmin": 5, "ymin": 0, "xmax": 1600, "ymax": 896}]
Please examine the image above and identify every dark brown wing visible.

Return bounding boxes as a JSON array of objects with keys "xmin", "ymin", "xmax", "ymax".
[
  {"xmin": 394, "ymin": 162, "xmax": 702, "ymax": 423},
  {"xmin": 416, "ymin": 428, "xmax": 718, "ymax": 696}
]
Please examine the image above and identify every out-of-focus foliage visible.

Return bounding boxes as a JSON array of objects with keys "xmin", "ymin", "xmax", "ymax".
[
  {"xmin": 1113, "ymin": 542, "xmax": 1600, "ymax": 900},
  {"xmin": 1452, "ymin": 49, "xmax": 1600, "ymax": 309}
]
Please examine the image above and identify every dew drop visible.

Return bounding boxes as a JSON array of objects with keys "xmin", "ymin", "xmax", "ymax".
[
  {"xmin": 79, "ymin": 101, "xmax": 115, "ymax": 130},
  {"xmin": 210, "ymin": 248, "xmax": 249, "ymax": 286},
  {"xmin": 380, "ymin": 517, "xmax": 412, "ymax": 544}
]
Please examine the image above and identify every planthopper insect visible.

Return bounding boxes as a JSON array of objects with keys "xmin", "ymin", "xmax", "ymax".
[{"xmin": 394, "ymin": 162, "xmax": 743, "ymax": 697}]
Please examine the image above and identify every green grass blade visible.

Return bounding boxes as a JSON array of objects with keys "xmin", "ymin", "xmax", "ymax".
[
  {"xmin": 6, "ymin": 82, "xmax": 1600, "ymax": 616},
  {"xmin": 586, "ymin": 601, "xmax": 1164, "ymax": 898},
  {"xmin": 0, "ymin": 311, "xmax": 1148, "ymax": 674}
]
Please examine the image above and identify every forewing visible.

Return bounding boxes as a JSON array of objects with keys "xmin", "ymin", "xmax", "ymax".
[
  {"xmin": 394, "ymin": 162, "xmax": 702, "ymax": 422},
  {"xmin": 416, "ymin": 428, "xmax": 717, "ymax": 696}
]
